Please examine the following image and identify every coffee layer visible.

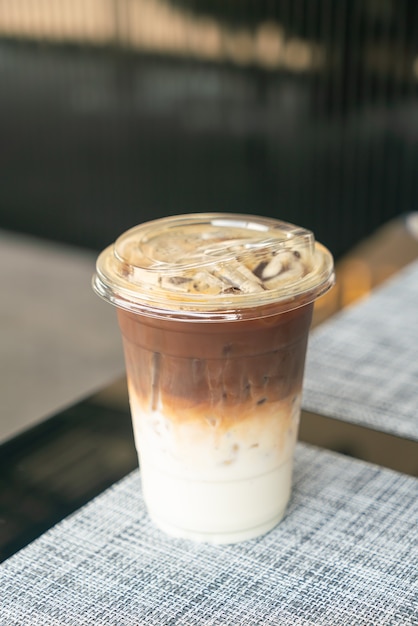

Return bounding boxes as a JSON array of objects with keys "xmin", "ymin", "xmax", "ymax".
[{"xmin": 118, "ymin": 304, "xmax": 312, "ymax": 432}]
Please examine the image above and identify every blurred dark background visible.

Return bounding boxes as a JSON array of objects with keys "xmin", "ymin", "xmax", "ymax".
[
  {"xmin": 0, "ymin": 0, "xmax": 417, "ymax": 259},
  {"xmin": 1, "ymin": 0, "xmax": 418, "ymax": 561}
]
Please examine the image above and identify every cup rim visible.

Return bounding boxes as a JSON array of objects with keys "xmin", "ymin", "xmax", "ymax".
[{"xmin": 92, "ymin": 213, "xmax": 335, "ymax": 322}]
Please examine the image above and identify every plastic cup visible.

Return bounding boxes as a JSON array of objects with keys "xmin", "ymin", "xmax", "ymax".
[{"xmin": 93, "ymin": 213, "xmax": 334, "ymax": 543}]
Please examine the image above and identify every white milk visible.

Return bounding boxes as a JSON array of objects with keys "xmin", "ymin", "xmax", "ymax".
[{"xmin": 129, "ymin": 391, "xmax": 300, "ymax": 543}]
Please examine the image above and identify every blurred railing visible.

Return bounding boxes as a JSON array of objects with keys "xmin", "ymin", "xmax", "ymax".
[
  {"xmin": 0, "ymin": 0, "xmax": 323, "ymax": 72},
  {"xmin": 0, "ymin": 1, "xmax": 417, "ymax": 261},
  {"xmin": 0, "ymin": 1, "xmax": 416, "ymax": 83}
]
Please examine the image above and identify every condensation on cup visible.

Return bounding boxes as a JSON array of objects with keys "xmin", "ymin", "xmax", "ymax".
[{"xmin": 93, "ymin": 213, "xmax": 334, "ymax": 543}]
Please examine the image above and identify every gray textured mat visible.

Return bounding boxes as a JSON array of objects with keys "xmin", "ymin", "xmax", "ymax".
[
  {"xmin": 2, "ymin": 444, "xmax": 417, "ymax": 625},
  {"xmin": 303, "ymin": 259, "xmax": 418, "ymax": 441}
]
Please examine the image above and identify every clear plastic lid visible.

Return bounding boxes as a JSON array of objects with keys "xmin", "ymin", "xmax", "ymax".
[{"xmin": 93, "ymin": 213, "xmax": 335, "ymax": 320}]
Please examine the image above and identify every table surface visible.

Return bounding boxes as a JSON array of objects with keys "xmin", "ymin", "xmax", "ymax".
[
  {"xmin": 0, "ymin": 229, "xmax": 124, "ymax": 444},
  {"xmin": 2, "ymin": 258, "xmax": 418, "ymax": 623},
  {"xmin": 303, "ymin": 258, "xmax": 418, "ymax": 441},
  {"xmin": 1, "ymin": 444, "xmax": 417, "ymax": 626}
]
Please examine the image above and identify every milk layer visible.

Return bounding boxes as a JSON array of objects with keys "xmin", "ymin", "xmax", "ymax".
[{"xmin": 129, "ymin": 391, "xmax": 300, "ymax": 543}]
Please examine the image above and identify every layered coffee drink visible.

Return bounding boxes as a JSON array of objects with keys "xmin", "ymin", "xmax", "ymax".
[{"xmin": 93, "ymin": 214, "xmax": 334, "ymax": 543}]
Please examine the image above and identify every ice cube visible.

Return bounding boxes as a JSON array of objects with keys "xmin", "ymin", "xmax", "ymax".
[{"xmin": 214, "ymin": 260, "xmax": 265, "ymax": 294}]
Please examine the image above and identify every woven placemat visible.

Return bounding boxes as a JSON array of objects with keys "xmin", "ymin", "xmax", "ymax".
[
  {"xmin": 1, "ymin": 444, "xmax": 417, "ymax": 625},
  {"xmin": 303, "ymin": 259, "xmax": 418, "ymax": 440}
]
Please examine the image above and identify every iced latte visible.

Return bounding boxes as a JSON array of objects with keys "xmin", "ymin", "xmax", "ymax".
[{"xmin": 93, "ymin": 214, "xmax": 334, "ymax": 543}]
